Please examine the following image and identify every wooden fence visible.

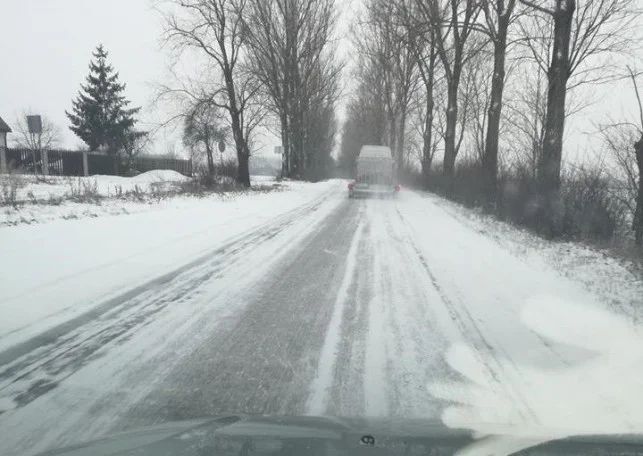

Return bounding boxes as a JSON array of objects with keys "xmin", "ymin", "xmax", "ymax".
[{"xmin": 4, "ymin": 148, "xmax": 192, "ymax": 177}]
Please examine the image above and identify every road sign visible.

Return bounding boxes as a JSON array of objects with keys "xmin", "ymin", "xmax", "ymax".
[
  {"xmin": 27, "ymin": 115, "xmax": 42, "ymax": 135},
  {"xmin": 274, "ymin": 145, "xmax": 284, "ymax": 155}
]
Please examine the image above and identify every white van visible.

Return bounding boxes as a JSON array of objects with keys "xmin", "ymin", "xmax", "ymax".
[{"xmin": 348, "ymin": 145, "xmax": 401, "ymax": 198}]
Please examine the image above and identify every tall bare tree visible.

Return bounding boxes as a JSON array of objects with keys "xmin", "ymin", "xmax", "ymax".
[
  {"xmin": 519, "ymin": 0, "xmax": 576, "ymax": 192},
  {"xmin": 479, "ymin": 0, "xmax": 519, "ymax": 200},
  {"xmin": 162, "ymin": 0, "xmax": 259, "ymax": 187},
  {"xmin": 518, "ymin": 0, "xmax": 639, "ymax": 191},
  {"xmin": 415, "ymin": 0, "xmax": 482, "ymax": 179},
  {"xmin": 244, "ymin": 0, "xmax": 340, "ymax": 179}
]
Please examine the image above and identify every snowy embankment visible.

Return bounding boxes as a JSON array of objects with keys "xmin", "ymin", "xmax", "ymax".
[
  {"xmin": 0, "ymin": 175, "xmax": 340, "ymax": 353},
  {"xmin": 1, "ymin": 171, "xmax": 281, "ymax": 226}
]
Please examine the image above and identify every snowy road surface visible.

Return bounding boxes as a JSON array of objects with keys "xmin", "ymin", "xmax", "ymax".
[{"xmin": 1, "ymin": 180, "xmax": 643, "ymax": 455}]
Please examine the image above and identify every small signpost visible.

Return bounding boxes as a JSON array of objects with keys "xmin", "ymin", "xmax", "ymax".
[
  {"xmin": 27, "ymin": 115, "xmax": 47, "ymax": 175},
  {"xmin": 274, "ymin": 145, "xmax": 284, "ymax": 155},
  {"xmin": 27, "ymin": 115, "xmax": 42, "ymax": 135}
]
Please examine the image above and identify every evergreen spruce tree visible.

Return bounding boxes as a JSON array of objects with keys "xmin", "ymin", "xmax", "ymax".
[{"xmin": 66, "ymin": 45, "xmax": 141, "ymax": 155}]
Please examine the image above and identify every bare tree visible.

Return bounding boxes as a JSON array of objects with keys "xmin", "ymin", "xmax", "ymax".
[
  {"xmin": 518, "ymin": 0, "xmax": 576, "ymax": 192},
  {"xmin": 244, "ymin": 0, "xmax": 341, "ymax": 179},
  {"xmin": 121, "ymin": 130, "xmax": 150, "ymax": 176},
  {"xmin": 357, "ymin": 0, "xmax": 420, "ymax": 171},
  {"xmin": 461, "ymin": 54, "xmax": 493, "ymax": 163},
  {"xmin": 183, "ymin": 99, "xmax": 229, "ymax": 180},
  {"xmin": 338, "ymin": 70, "xmax": 387, "ymax": 173},
  {"xmin": 409, "ymin": 88, "xmax": 442, "ymax": 174},
  {"xmin": 517, "ymin": 0, "xmax": 639, "ymax": 192},
  {"xmin": 503, "ymin": 69, "xmax": 548, "ymax": 178},
  {"xmin": 12, "ymin": 113, "xmax": 61, "ymax": 151},
  {"xmin": 395, "ymin": 0, "xmax": 442, "ymax": 179},
  {"xmin": 414, "ymin": 0, "xmax": 483, "ymax": 179},
  {"xmin": 161, "ymin": 0, "xmax": 259, "ymax": 187},
  {"xmin": 479, "ymin": 0, "xmax": 519, "ymax": 200}
]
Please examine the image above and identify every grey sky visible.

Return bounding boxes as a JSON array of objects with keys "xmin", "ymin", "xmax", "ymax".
[{"xmin": 1, "ymin": 0, "xmax": 164, "ymax": 149}]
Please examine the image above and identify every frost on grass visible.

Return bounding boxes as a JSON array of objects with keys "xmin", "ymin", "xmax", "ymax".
[{"xmin": 429, "ymin": 295, "xmax": 643, "ymax": 453}]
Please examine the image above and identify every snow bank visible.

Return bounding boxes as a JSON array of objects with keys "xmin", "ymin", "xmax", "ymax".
[
  {"xmin": 0, "ymin": 170, "xmax": 190, "ymax": 203},
  {"xmin": 0, "ymin": 180, "xmax": 342, "ymax": 353},
  {"xmin": 1, "ymin": 173, "xmax": 283, "ymax": 226},
  {"xmin": 129, "ymin": 170, "xmax": 191, "ymax": 183}
]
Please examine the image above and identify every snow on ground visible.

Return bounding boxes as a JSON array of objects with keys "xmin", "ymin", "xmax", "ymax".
[
  {"xmin": 1, "ymin": 170, "xmax": 190, "ymax": 200},
  {"xmin": 388, "ymin": 190, "xmax": 643, "ymax": 439},
  {"xmin": 303, "ymin": 188, "xmax": 643, "ymax": 438},
  {"xmin": 421, "ymin": 191, "xmax": 643, "ymax": 321},
  {"xmin": 2, "ymin": 182, "xmax": 643, "ymax": 455},
  {"xmin": 0, "ymin": 178, "xmax": 339, "ymax": 353},
  {"xmin": 0, "ymin": 173, "xmax": 278, "ymax": 226}
]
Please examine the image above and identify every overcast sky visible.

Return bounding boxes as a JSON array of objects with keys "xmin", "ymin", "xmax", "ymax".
[
  {"xmin": 0, "ymin": 0, "xmax": 641, "ymax": 163},
  {"xmin": 1, "ymin": 0, "xmax": 169, "ymax": 149}
]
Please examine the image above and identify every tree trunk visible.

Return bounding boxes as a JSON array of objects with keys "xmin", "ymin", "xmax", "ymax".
[
  {"xmin": 205, "ymin": 132, "xmax": 215, "ymax": 180},
  {"xmin": 443, "ymin": 76, "xmax": 460, "ymax": 177},
  {"xmin": 238, "ymin": 147, "xmax": 251, "ymax": 188},
  {"xmin": 482, "ymin": 16, "xmax": 509, "ymax": 202},
  {"xmin": 398, "ymin": 108, "xmax": 408, "ymax": 171},
  {"xmin": 281, "ymin": 115, "xmax": 290, "ymax": 177},
  {"xmin": 539, "ymin": 0, "xmax": 575, "ymax": 191},
  {"xmin": 232, "ymin": 116, "xmax": 251, "ymax": 188},
  {"xmin": 223, "ymin": 66, "xmax": 251, "ymax": 188},
  {"xmin": 422, "ymin": 85, "xmax": 435, "ymax": 178},
  {"xmin": 634, "ymin": 136, "xmax": 643, "ymax": 246},
  {"xmin": 389, "ymin": 112, "xmax": 397, "ymax": 155}
]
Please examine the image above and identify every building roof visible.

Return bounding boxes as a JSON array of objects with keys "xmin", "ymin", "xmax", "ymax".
[{"xmin": 0, "ymin": 116, "xmax": 12, "ymax": 133}]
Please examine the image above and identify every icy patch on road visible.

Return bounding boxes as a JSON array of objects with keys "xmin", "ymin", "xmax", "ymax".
[
  {"xmin": 307, "ymin": 213, "xmax": 365, "ymax": 415},
  {"xmin": 431, "ymin": 295, "xmax": 643, "ymax": 452}
]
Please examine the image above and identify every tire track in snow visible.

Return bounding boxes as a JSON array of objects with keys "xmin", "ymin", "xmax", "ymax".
[
  {"xmin": 0, "ymin": 186, "xmax": 341, "ymax": 414},
  {"xmin": 366, "ymin": 201, "xmax": 454, "ymax": 418},
  {"xmin": 0, "ymin": 185, "xmax": 340, "ymax": 364},
  {"xmin": 363, "ymin": 207, "xmax": 389, "ymax": 417},
  {"xmin": 307, "ymin": 208, "xmax": 366, "ymax": 416},
  {"xmin": 393, "ymin": 202, "xmax": 539, "ymax": 424}
]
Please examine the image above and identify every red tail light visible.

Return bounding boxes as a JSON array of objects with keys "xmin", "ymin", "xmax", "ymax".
[{"xmin": 395, "ymin": 185, "xmax": 401, "ymax": 192}]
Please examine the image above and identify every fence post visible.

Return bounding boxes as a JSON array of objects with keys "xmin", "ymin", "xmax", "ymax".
[
  {"xmin": 82, "ymin": 151, "xmax": 89, "ymax": 176},
  {"xmin": 0, "ymin": 146, "xmax": 6, "ymax": 174},
  {"xmin": 42, "ymin": 149, "xmax": 49, "ymax": 176}
]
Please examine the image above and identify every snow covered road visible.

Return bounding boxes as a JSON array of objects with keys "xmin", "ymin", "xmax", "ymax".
[{"xmin": 1, "ymin": 182, "xmax": 643, "ymax": 455}]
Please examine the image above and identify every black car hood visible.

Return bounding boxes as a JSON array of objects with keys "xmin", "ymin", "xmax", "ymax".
[{"xmin": 37, "ymin": 415, "xmax": 643, "ymax": 456}]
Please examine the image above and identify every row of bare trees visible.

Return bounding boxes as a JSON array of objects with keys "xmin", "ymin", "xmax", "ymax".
[
  {"xmin": 158, "ymin": 0, "xmax": 341, "ymax": 186},
  {"xmin": 341, "ymin": 0, "xmax": 642, "ymax": 243}
]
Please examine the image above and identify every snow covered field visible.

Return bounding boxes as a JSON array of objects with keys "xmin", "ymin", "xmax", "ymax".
[
  {"xmin": 1, "ymin": 170, "xmax": 190, "ymax": 200},
  {"xmin": 1, "ymin": 181, "xmax": 643, "ymax": 456},
  {"xmin": 0, "ymin": 176, "xmax": 332, "ymax": 353},
  {"xmin": 0, "ymin": 171, "xmax": 281, "ymax": 226}
]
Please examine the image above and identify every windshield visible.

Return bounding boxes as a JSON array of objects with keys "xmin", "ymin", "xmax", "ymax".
[{"xmin": 1, "ymin": 1, "xmax": 643, "ymax": 456}]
